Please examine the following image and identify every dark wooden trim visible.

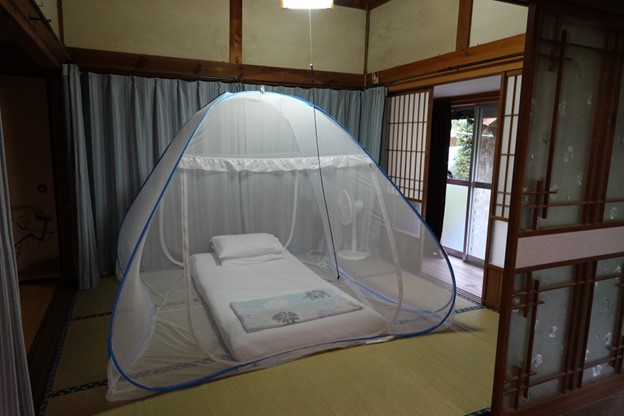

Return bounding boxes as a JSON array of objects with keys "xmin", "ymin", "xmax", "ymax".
[
  {"xmin": 517, "ymin": 220, "xmax": 624, "ymax": 238},
  {"xmin": 533, "ymin": 0, "xmax": 624, "ymax": 24},
  {"xmin": 497, "ymin": 0, "xmax": 528, "ymax": 5},
  {"xmin": 56, "ymin": 0, "xmax": 63, "ymax": 44},
  {"xmin": 482, "ymin": 73, "xmax": 510, "ymax": 311},
  {"xmin": 27, "ymin": 278, "xmax": 75, "ymax": 411},
  {"xmin": 0, "ymin": 0, "xmax": 67, "ymax": 70},
  {"xmin": 375, "ymin": 34, "xmax": 525, "ymax": 88},
  {"xmin": 67, "ymin": 47, "xmax": 366, "ymax": 89},
  {"xmin": 229, "ymin": 0, "xmax": 242, "ymax": 64},
  {"xmin": 363, "ymin": 7, "xmax": 370, "ymax": 79},
  {"xmin": 456, "ymin": 0, "xmax": 473, "ymax": 51},
  {"xmin": 334, "ymin": 0, "xmax": 391, "ymax": 10},
  {"xmin": 382, "ymin": 39, "xmax": 521, "ymax": 84},
  {"xmin": 501, "ymin": 374, "xmax": 624, "ymax": 416},
  {"xmin": 420, "ymin": 89, "xmax": 434, "ymax": 215},
  {"xmin": 513, "ymin": 251, "xmax": 624, "ymax": 274},
  {"xmin": 448, "ymin": 90, "xmax": 500, "ymax": 107},
  {"xmin": 541, "ymin": 28, "xmax": 566, "ymax": 219}
]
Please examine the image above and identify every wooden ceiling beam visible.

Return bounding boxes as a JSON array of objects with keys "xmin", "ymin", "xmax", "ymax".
[
  {"xmin": 456, "ymin": 0, "xmax": 474, "ymax": 51},
  {"xmin": 372, "ymin": 33, "xmax": 526, "ymax": 90},
  {"xmin": 67, "ymin": 47, "xmax": 366, "ymax": 89}
]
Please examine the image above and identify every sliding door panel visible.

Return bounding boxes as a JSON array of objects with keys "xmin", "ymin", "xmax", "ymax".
[{"xmin": 493, "ymin": 2, "xmax": 624, "ymax": 415}]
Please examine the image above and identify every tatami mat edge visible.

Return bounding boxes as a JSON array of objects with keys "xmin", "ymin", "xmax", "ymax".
[
  {"xmin": 37, "ymin": 290, "xmax": 79, "ymax": 416},
  {"xmin": 38, "ymin": 281, "xmax": 492, "ymax": 416}
]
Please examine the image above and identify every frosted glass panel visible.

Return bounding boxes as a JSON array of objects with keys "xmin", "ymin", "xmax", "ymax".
[
  {"xmin": 583, "ymin": 257, "xmax": 624, "ymax": 384},
  {"xmin": 521, "ymin": 15, "xmax": 603, "ymax": 230},
  {"xmin": 468, "ymin": 188, "xmax": 490, "ymax": 260},
  {"xmin": 531, "ymin": 288, "xmax": 571, "ymax": 376},
  {"xmin": 605, "ymin": 202, "xmax": 624, "ymax": 222},
  {"xmin": 605, "ymin": 62, "xmax": 624, "ymax": 221},
  {"xmin": 489, "ymin": 220, "xmax": 507, "ymax": 268},
  {"xmin": 441, "ymin": 184, "xmax": 468, "ymax": 252},
  {"xmin": 532, "ymin": 265, "xmax": 574, "ymax": 289}
]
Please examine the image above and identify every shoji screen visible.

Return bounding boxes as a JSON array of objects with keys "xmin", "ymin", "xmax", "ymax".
[
  {"xmin": 483, "ymin": 71, "xmax": 522, "ymax": 309},
  {"xmin": 385, "ymin": 90, "xmax": 432, "ymax": 210}
]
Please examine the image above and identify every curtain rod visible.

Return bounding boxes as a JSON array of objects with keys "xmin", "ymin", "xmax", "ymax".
[{"xmin": 384, "ymin": 51, "xmax": 525, "ymax": 87}]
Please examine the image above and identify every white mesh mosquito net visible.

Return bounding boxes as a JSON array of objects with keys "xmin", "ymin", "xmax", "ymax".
[{"xmin": 107, "ymin": 91, "xmax": 456, "ymax": 401}]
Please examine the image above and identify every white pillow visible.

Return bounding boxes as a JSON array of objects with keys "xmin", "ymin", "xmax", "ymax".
[
  {"xmin": 219, "ymin": 252, "xmax": 285, "ymax": 268},
  {"xmin": 210, "ymin": 233, "xmax": 284, "ymax": 261}
]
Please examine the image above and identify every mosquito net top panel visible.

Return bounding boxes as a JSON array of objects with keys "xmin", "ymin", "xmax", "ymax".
[{"xmin": 108, "ymin": 91, "xmax": 456, "ymax": 401}]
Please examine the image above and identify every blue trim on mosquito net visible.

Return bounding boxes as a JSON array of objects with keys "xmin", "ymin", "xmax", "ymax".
[
  {"xmin": 109, "ymin": 332, "xmax": 396, "ymax": 393},
  {"xmin": 108, "ymin": 90, "xmax": 456, "ymax": 393},
  {"xmin": 340, "ymin": 271, "xmax": 454, "ymax": 316},
  {"xmin": 110, "ymin": 90, "xmax": 314, "ymax": 392},
  {"xmin": 307, "ymin": 99, "xmax": 457, "ymax": 327},
  {"xmin": 241, "ymin": 91, "xmax": 457, "ymax": 333},
  {"xmin": 114, "ymin": 91, "xmax": 230, "ymax": 276},
  {"xmin": 109, "ymin": 91, "xmax": 234, "ymax": 387}
]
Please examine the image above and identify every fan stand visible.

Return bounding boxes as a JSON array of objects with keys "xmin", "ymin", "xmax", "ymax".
[{"xmin": 337, "ymin": 210, "xmax": 368, "ymax": 262}]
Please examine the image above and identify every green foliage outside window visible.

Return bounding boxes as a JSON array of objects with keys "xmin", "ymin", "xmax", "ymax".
[{"xmin": 450, "ymin": 118, "xmax": 474, "ymax": 181}]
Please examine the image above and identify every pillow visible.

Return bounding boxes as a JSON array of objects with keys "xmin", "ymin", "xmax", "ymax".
[
  {"xmin": 210, "ymin": 233, "xmax": 284, "ymax": 261},
  {"xmin": 219, "ymin": 252, "xmax": 285, "ymax": 268}
]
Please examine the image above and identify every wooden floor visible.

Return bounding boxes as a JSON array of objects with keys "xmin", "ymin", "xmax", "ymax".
[
  {"xmin": 19, "ymin": 279, "xmax": 59, "ymax": 350},
  {"xmin": 447, "ymin": 255, "xmax": 484, "ymax": 302}
]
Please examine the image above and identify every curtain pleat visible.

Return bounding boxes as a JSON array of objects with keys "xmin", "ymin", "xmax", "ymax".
[
  {"xmin": 63, "ymin": 65, "xmax": 101, "ymax": 290},
  {"xmin": 0, "ymin": 109, "xmax": 35, "ymax": 416},
  {"xmin": 62, "ymin": 64, "xmax": 386, "ymax": 280}
]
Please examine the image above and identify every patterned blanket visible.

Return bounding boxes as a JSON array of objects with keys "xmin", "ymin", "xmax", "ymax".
[{"xmin": 230, "ymin": 288, "xmax": 362, "ymax": 333}]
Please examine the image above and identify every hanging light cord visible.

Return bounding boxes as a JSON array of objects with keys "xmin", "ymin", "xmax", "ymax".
[{"xmin": 308, "ymin": 9, "xmax": 340, "ymax": 279}]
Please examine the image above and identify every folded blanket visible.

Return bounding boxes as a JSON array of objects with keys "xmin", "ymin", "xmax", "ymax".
[{"xmin": 230, "ymin": 288, "xmax": 363, "ymax": 333}]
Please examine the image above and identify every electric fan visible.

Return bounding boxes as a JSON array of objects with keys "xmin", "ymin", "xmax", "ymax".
[{"xmin": 336, "ymin": 189, "xmax": 368, "ymax": 261}]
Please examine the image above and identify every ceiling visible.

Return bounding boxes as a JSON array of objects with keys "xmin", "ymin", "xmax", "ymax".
[{"xmin": 433, "ymin": 76, "xmax": 502, "ymax": 98}]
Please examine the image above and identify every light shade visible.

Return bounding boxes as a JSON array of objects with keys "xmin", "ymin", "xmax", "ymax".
[{"xmin": 281, "ymin": 0, "xmax": 334, "ymax": 9}]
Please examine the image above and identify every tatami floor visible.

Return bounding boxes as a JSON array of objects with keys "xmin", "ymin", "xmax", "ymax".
[{"xmin": 32, "ymin": 273, "xmax": 497, "ymax": 416}]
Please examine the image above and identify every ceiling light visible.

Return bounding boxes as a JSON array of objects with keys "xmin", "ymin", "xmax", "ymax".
[{"xmin": 281, "ymin": 0, "xmax": 334, "ymax": 9}]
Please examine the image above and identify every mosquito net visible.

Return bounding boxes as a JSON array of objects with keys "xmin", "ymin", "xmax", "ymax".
[{"xmin": 107, "ymin": 91, "xmax": 456, "ymax": 401}]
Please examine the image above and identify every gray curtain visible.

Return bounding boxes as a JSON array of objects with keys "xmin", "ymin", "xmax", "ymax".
[
  {"xmin": 62, "ymin": 64, "xmax": 386, "ymax": 279},
  {"xmin": 0, "ymin": 110, "xmax": 35, "ymax": 416},
  {"xmin": 63, "ymin": 65, "xmax": 101, "ymax": 290}
]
